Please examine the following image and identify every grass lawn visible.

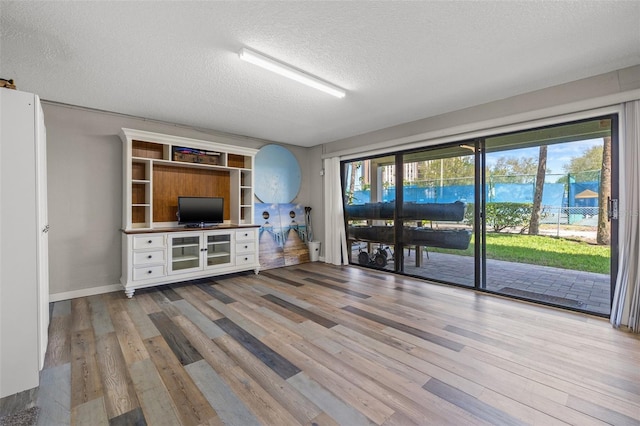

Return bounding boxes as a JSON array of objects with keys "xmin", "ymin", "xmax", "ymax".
[{"xmin": 431, "ymin": 232, "xmax": 610, "ymax": 274}]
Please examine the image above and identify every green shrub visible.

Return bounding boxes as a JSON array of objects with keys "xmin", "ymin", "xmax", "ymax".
[
  {"xmin": 486, "ymin": 202, "xmax": 532, "ymax": 232},
  {"xmin": 463, "ymin": 202, "xmax": 533, "ymax": 233}
]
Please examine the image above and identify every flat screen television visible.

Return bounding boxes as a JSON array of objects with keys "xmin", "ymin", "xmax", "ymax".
[{"xmin": 177, "ymin": 196, "xmax": 224, "ymax": 227}]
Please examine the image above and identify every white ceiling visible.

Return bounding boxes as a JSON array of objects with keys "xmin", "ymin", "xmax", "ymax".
[{"xmin": 2, "ymin": 1, "xmax": 639, "ymax": 147}]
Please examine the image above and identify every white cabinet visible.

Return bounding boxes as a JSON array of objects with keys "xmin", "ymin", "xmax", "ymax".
[
  {"xmin": 119, "ymin": 128, "xmax": 260, "ymax": 297},
  {"xmin": 122, "ymin": 227, "xmax": 259, "ymax": 297},
  {"xmin": 0, "ymin": 89, "xmax": 49, "ymax": 398}
]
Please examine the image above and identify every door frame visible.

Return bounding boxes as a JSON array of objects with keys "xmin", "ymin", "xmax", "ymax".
[{"xmin": 341, "ymin": 108, "xmax": 622, "ymax": 317}]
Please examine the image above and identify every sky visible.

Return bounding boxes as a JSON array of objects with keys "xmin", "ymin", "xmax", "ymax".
[{"xmin": 485, "ymin": 138, "xmax": 604, "ymax": 177}]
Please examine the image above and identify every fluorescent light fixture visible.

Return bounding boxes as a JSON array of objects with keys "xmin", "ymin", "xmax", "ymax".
[{"xmin": 239, "ymin": 48, "xmax": 346, "ymax": 98}]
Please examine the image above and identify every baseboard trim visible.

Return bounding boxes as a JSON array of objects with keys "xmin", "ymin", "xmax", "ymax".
[
  {"xmin": 49, "ymin": 260, "xmax": 328, "ymax": 301},
  {"xmin": 50, "ymin": 284, "xmax": 122, "ymax": 302}
]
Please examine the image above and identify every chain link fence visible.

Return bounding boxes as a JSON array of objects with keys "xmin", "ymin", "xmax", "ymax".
[
  {"xmin": 541, "ymin": 206, "xmax": 600, "ymax": 226},
  {"xmin": 539, "ymin": 206, "xmax": 601, "ymax": 239}
]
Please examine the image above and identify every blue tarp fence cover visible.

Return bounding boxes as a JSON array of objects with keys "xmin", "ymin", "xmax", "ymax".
[{"xmin": 350, "ymin": 181, "xmax": 599, "ymax": 207}]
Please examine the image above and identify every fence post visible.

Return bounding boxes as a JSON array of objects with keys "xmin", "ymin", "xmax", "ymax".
[{"xmin": 556, "ymin": 206, "xmax": 561, "ymax": 237}]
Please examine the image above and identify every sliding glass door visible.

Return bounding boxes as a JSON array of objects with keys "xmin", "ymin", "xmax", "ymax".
[
  {"xmin": 342, "ymin": 146, "xmax": 477, "ymax": 287},
  {"xmin": 341, "ymin": 115, "xmax": 617, "ymax": 316},
  {"xmin": 482, "ymin": 118, "xmax": 616, "ymax": 315},
  {"xmin": 400, "ymin": 146, "xmax": 476, "ymax": 287}
]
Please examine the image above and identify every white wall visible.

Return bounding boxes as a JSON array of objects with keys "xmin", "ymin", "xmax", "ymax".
[{"xmin": 43, "ymin": 105, "xmax": 311, "ymax": 300}]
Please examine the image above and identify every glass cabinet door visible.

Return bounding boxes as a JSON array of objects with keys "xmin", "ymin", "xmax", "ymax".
[
  {"xmin": 169, "ymin": 234, "xmax": 202, "ymax": 273},
  {"xmin": 206, "ymin": 233, "xmax": 231, "ymax": 267}
]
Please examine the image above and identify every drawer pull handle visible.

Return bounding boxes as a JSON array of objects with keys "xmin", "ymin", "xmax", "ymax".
[
  {"xmin": 148, "ymin": 255, "xmax": 153, "ymax": 259},
  {"xmin": 147, "ymin": 270, "xmax": 152, "ymax": 274},
  {"xmin": 148, "ymin": 240, "xmax": 153, "ymax": 244},
  {"xmin": 244, "ymin": 257, "xmax": 248, "ymax": 261},
  {"xmin": 244, "ymin": 245, "xmax": 248, "ymax": 249}
]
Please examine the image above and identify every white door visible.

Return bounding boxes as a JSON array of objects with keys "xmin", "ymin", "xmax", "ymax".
[{"xmin": 35, "ymin": 96, "xmax": 49, "ymax": 369}]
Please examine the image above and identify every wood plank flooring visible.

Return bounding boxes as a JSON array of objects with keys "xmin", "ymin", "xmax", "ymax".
[{"xmin": 24, "ymin": 264, "xmax": 640, "ymax": 424}]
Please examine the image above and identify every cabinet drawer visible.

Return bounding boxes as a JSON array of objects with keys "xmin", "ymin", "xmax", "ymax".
[
  {"xmin": 235, "ymin": 230, "xmax": 254, "ymax": 241},
  {"xmin": 236, "ymin": 254, "xmax": 256, "ymax": 266},
  {"xmin": 133, "ymin": 265, "xmax": 165, "ymax": 281},
  {"xmin": 133, "ymin": 249, "xmax": 165, "ymax": 265},
  {"xmin": 133, "ymin": 235, "xmax": 165, "ymax": 250},
  {"xmin": 236, "ymin": 241, "xmax": 255, "ymax": 254}
]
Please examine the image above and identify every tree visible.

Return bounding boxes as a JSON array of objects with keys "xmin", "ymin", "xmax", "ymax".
[
  {"xmin": 529, "ymin": 146, "xmax": 547, "ymax": 235},
  {"xmin": 563, "ymin": 145, "xmax": 603, "ymax": 181},
  {"xmin": 489, "ymin": 156, "xmax": 537, "ymax": 183},
  {"xmin": 416, "ymin": 156, "xmax": 475, "ymax": 186},
  {"xmin": 597, "ymin": 137, "xmax": 611, "ymax": 245}
]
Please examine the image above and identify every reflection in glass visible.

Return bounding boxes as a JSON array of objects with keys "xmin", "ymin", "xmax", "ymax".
[
  {"xmin": 343, "ymin": 156, "xmax": 396, "ymax": 271},
  {"xmin": 400, "ymin": 149, "xmax": 475, "ymax": 287},
  {"xmin": 342, "ymin": 149, "xmax": 475, "ymax": 285}
]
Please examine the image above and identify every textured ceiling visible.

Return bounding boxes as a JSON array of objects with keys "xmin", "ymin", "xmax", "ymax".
[{"xmin": 1, "ymin": 1, "xmax": 639, "ymax": 147}]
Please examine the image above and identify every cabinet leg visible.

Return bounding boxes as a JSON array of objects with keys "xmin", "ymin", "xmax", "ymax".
[
  {"xmin": 254, "ymin": 267, "xmax": 260, "ymax": 275},
  {"xmin": 124, "ymin": 289, "xmax": 135, "ymax": 298}
]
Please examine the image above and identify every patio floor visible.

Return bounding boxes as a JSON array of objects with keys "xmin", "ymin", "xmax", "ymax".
[{"xmin": 354, "ymin": 248, "xmax": 611, "ymax": 316}]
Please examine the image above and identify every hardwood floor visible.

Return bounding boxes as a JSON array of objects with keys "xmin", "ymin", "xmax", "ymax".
[{"xmin": 30, "ymin": 264, "xmax": 640, "ymax": 424}]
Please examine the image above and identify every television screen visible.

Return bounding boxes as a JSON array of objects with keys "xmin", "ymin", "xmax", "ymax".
[{"xmin": 178, "ymin": 196, "xmax": 224, "ymax": 226}]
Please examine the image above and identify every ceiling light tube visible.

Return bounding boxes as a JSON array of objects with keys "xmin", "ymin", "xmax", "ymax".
[{"xmin": 239, "ymin": 48, "xmax": 346, "ymax": 98}]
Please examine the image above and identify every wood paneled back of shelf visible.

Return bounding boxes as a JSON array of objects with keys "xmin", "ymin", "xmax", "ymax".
[
  {"xmin": 132, "ymin": 183, "xmax": 146, "ymax": 204},
  {"xmin": 228, "ymin": 154, "xmax": 249, "ymax": 168},
  {"xmin": 131, "ymin": 162, "xmax": 148, "ymax": 180},
  {"xmin": 132, "ymin": 140, "xmax": 165, "ymax": 159},
  {"xmin": 153, "ymin": 164, "xmax": 230, "ymax": 222},
  {"xmin": 132, "ymin": 206, "xmax": 147, "ymax": 224}
]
